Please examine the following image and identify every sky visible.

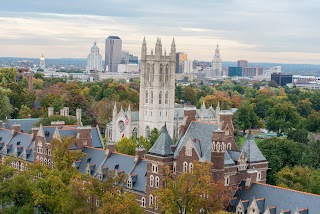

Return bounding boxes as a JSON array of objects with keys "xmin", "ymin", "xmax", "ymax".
[{"xmin": 0, "ymin": 0, "xmax": 320, "ymax": 64}]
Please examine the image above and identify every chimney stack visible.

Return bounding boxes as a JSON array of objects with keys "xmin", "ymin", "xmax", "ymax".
[
  {"xmin": 134, "ymin": 147, "xmax": 145, "ymax": 164},
  {"xmin": 48, "ymin": 107, "xmax": 54, "ymax": 117},
  {"xmin": 12, "ymin": 124, "xmax": 21, "ymax": 135}
]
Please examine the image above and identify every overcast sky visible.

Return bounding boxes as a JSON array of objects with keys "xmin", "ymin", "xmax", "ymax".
[{"xmin": 0, "ymin": 0, "xmax": 320, "ymax": 63}]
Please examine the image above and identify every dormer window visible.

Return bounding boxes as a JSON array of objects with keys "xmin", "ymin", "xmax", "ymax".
[
  {"xmin": 127, "ymin": 177, "xmax": 132, "ymax": 189},
  {"xmin": 98, "ymin": 171, "xmax": 103, "ymax": 181},
  {"xmin": 257, "ymin": 171, "xmax": 262, "ymax": 181},
  {"xmin": 14, "ymin": 148, "xmax": 18, "ymax": 157},
  {"xmin": 225, "ymin": 176, "xmax": 230, "ymax": 186}
]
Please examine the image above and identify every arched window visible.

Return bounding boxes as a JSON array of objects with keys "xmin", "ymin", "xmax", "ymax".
[
  {"xmin": 155, "ymin": 176, "xmax": 160, "ymax": 188},
  {"xmin": 165, "ymin": 65, "xmax": 169, "ymax": 82},
  {"xmin": 227, "ymin": 143, "xmax": 232, "ymax": 150},
  {"xmin": 149, "ymin": 194, "xmax": 154, "ymax": 206},
  {"xmin": 216, "ymin": 142, "xmax": 221, "ymax": 151},
  {"xmin": 221, "ymin": 142, "xmax": 225, "ymax": 151},
  {"xmin": 146, "ymin": 126, "xmax": 150, "ymax": 138},
  {"xmin": 48, "ymin": 159, "xmax": 51, "ymax": 167},
  {"xmin": 225, "ymin": 176, "xmax": 230, "ymax": 186},
  {"xmin": 37, "ymin": 142, "xmax": 42, "ymax": 153},
  {"xmin": 212, "ymin": 142, "xmax": 216, "ymax": 151},
  {"xmin": 145, "ymin": 90, "xmax": 148, "ymax": 103},
  {"xmin": 189, "ymin": 163, "xmax": 193, "ymax": 173},
  {"xmin": 44, "ymin": 158, "xmax": 47, "ymax": 166},
  {"xmin": 40, "ymin": 157, "xmax": 43, "ymax": 165},
  {"xmin": 141, "ymin": 197, "xmax": 146, "ymax": 207},
  {"xmin": 150, "ymin": 175, "xmax": 154, "ymax": 187},
  {"xmin": 151, "ymin": 65, "xmax": 154, "ymax": 82},
  {"xmin": 127, "ymin": 177, "xmax": 132, "ymax": 189},
  {"xmin": 132, "ymin": 128, "xmax": 138, "ymax": 139},
  {"xmin": 165, "ymin": 91, "xmax": 168, "ymax": 104},
  {"xmin": 21, "ymin": 163, "xmax": 24, "ymax": 171},
  {"xmin": 159, "ymin": 91, "xmax": 162, "ymax": 104},
  {"xmin": 183, "ymin": 161, "xmax": 188, "ymax": 173},
  {"xmin": 147, "ymin": 65, "xmax": 150, "ymax": 82},
  {"xmin": 151, "ymin": 90, "xmax": 153, "ymax": 104},
  {"xmin": 155, "ymin": 196, "xmax": 158, "ymax": 210},
  {"xmin": 159, "ymin": 64, "xmax": 163, "ymax": 82}
]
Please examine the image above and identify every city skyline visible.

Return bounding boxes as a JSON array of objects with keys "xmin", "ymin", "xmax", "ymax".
[{"xmin": 1, "ymin": 1, "xmax": 320, "ymax": 64}]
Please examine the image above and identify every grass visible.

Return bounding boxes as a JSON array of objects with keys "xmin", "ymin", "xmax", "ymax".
[{"xmin": 238, "ymin": 136, "xmax": 264, "ymax": 147}]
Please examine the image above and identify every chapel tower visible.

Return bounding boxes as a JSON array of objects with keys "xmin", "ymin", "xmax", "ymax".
[
  {"xmin": 212, "ymin": 44, "xmax": 223, "ymax": 77},
  {"xmin": 139, "ymin": 38, "xmax": 176, "ymax": 138}
]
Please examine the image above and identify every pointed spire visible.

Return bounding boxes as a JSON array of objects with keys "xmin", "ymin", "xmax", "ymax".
[
  {"xmin": 171, "ymin": 38, "xmax": 175, "ymax": 47},
  {"xmin": 216, "ymin": 101, "xmax": 220, "ymax": 111},
  {"xmin": 151, "ymin": 48, "xmax": 153, "ymax": 55},
  {"xmin": 164, "ymin": 49, "xmax": 166, "ymax": 56},
  {"xmin": 113, "ymin": 102, "xmax": 117, "ymax": 111},
  {"xmin": 128, "ymin": 104, "xmax": 131, "ymax": 111},
  {"xmin": 143, "ymin": 36, "xmax": 146, "ymax": 45},
  {"xmin": 201, "ymin": 101, "xmax": 206, "ymax": 109}
]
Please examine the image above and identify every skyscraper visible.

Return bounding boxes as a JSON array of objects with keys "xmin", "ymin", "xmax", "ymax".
[
  {"xmin": 39, "ymin": 54, "xmax": 45, "ymax": 70},
  {"xmin": 175, "ymin": 52, "xmax": 188, "ymax": 73},
  {"xmin": 212, "ymin": 44, "xmax": 222, "ymax": 77},
  {"xmin": 105, "ymin": 36, "xmax": 122, "ymax": 72},
  {"xmin": 237, "ymin": 60, "xmax": 248, "ymax": 68},
  {"xmin": 86, "ymin": 42, "xmax": 103, "ymax": 73}
]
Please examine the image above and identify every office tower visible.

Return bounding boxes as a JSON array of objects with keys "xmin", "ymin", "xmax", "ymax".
[
  {"xmin": 39, "ymin": 54, "xmax": 45, "ymax": 69},
  {"xmin": 271, "ymin": 73, "xmax": 293, "ymax": 87},
  {"xmin": 175, "ymin": 52, "xmax": 188, "ymax": 73},
  {"xmin": 121, "ymin": 51, "xmax": 129, "ymax": 64},
  {"xmin": 212, "ymin": 44, "xmax": 222, "ymax": 77},
  {"xmin": 86, "ymin": 42, "xmax": 103, "ymax": 73},
  {"xmin": 105, "ymin": 36, "xmax": 122, "ymax": 72},
  {"xmin": 237, "ymin": 60, "xmax": 248, "ymax": 68},
  {"xmin": 228, "ymin": 67, "xmax": 243, "ymax": 77}
]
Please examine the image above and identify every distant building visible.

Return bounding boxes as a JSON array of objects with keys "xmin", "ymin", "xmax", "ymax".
[
  {"xmin": 175, "ymin": 52, "xmax": 188, "ymax": 73},
  {"xmin": 212, "ymin": 44, "xmax": 223, "ymax": 78},
  {"xmin": 243, "ymin": 67, "xmax": 264, "ymax": 78},
  {"xmin": 182, "ymin": 60, "xmax": 193, "ymax": 73},
  {"xmin": 129, "ymin": 54, "xmax": 138, "ymax": 64},
  {"xmin": 39, "ymin": 54, "xmax": 45, "ymax": 69},
  {"xmin": 121, "ymin": 51, "xmax": 129, "ymax": 64},
  {"xmin": 228, "ymin": 67, "xmax": 243, "ymax": 77},
  {"xmin": 271, "ymin": 73, "xmax": 293, "ymax": 86},
  {"xmin": 237, "ymin": 60, "xmax": 248, "ymax": 68},
  {"xmin": 118, "ymin": 64, "xmax": 139, "ymax": 73},
  {"xmin": 105, "ymin": 36, "xmax": 122, "ymax": 72},
  {"xmin": 269, "ymin": 66, "xmax": 282, "ymax": 74},
  {"xmin": 86, "ymin": 42, "xmax": 103, "ymax": 73}
]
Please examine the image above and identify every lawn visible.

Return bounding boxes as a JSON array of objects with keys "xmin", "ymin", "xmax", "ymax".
[{"xmin": 238, "ymin": 136, "xmax": 264, "ymax": 147}]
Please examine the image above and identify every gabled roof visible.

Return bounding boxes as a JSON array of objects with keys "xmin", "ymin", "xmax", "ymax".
[
  {"xmin": 6, "ymin": 133, "xmax": 32, "ymax": 156},
  {"xmin": 234, "ymin": 182, "xmax": 320, "ymax": 214},
  {"xmin": 0, "ymin": 129, "xmax": 13, "ymax": 144},
  {"xmin": 4, "ymin": 118, "xmax": 41, "ymax": 133},
  {"xmin": 148, "ymin": 124, "xmax": 173, "ymax": 157},
  {"xmin": 78, "ymin": 147, "xmax": 106, "ymax": 175},
  {"xmin": 131, "ymin": 160, "xmax": 147, "ymax": 193},
  {"xmin": 240, "ymin": 134, "xmax": 266, "ymax": 163},
  {"xmin": 224, "ymin": 151, "xmax": 235, "ymax": 166},
  {"xmin": 91, "ymin": 127, "xmax": 103, "ymax": 148}
]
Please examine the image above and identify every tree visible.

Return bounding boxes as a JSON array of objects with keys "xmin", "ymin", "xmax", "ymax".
[
  {"xmin": 154, "ymin": 162, "xmax": 231, "ymax": 214},
  {"xmin": 236, "ymin": 102, "xmax": 258, "ymax": 133},
  {"xmin": 268, "ymin": 80, "xmax": 278, "ymax": 88},
  {"xmin": 258, "ymin": 138, "xmax": 310, "ymax": 184},
  {"xmin": 115, "ymin": 137, "xmax": 138, "ymax": 156},
  {"xmin": 266, "ymin": 102, "xmax": 300, "ymax": 136},
  {"xmin": 34, "ymin": 115, "xmax": 77, "ymax": 127},
  {"xmin": 306, "ymin": 111, "xmax": 320, "ymax": 132},
  {"xmin": 149, "ymin": 128, "xmax": 160, "ymax": 146},
  {"xmin": 0, "ymin": 88, "xmax": 12, "ymax": 120},
  {"xmin": 276, "ymin": 166, "xmax": 320, "ymax": 195},
  {"xmin": 183, "ymin": 86, "xmax": 197, "ymax": 105},
  {"xmin": 18, "ymin": 105, "xmax": 33, "ymax": 119},
  {"xmin": 287, "ymin": 129, "xmax": 309, "ymax": 144}
]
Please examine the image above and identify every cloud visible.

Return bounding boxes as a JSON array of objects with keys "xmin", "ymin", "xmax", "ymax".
[{"xmin": 0, "ymin": 0, "xmax": 320, "ymax": 63}]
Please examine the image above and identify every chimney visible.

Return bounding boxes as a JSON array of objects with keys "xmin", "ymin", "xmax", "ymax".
[
  {"xmin": 12, "ymin": 124, "xmax": 21, "ymax": 135},
  {"xmin": 0, "ymin": 120, "xmax": 3, "ymax": 129},
  {"xmin": 76, "ymin": 108, "xmax": 82, "ymax": 124},
  {"xmin": 60, "ymin": 108, "xmax": 65, "ymax": 116},
  {"xmin": 106, "ymin": 142, "xmax": 116, "ymax": 157},
  {"xmin": 64, "ymin": 107, "xmax": 69, "ymax": 117},
  {"xmin": 48, "ymin": 107, "xmax": 54, "ymax": 117},
  {"xmin": 76, "ymin": 126, "xmax": 92, "ymax": 148},
  {"xmin": 211, "ymin": 128, "xmax": 226, "ymax": 181},
  {"xmin": 32, "ymin": 127, "xmax": 39, "ymax": 138},
  {"xmin": 134, "ymin": 147, "xmax": 145, "ymax": 164}
]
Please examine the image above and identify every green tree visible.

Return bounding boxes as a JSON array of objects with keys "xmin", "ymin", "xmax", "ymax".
[
  {"xmin": 183, "ymin": 86, "xmax": 197, "ymax": 105},
  {"xmin": 115, "ymin": 137, "xmax": 138, "ymax": 156},
  {"xmin": 18, "ymin": 105, "xmax": 33, "ymax": 119},
  {"xmin": 236, "ymin": 102, "xmax": 259, "ymax": 133},
  {"xmin": 259, "ymin": 138, "xmax": 310, "ymax": 184},
  {"xmin": 149, "ymin": 128, "xmax": 160, "ymax": 146},
  {"xmin": 268, "ymin": 80, "xmax": 278, "ymax": 88},
  {"xmin": 154, "ymin": 162, "xmax": 230, "ymax": 214},
  {"xmin": 287, "ymin": 129, "xmax": 309, "ymax": 144},
  {"xmin": 34, "ymin": 115, "xmax": 77, "ymax": 127},
  {"xmin": 0, "ymin": 88, "xmax": 12, "ymax": 120},
  {"xmin": 306, "ymin": 111, "xmax": 320, "ymax": 132},
  {"xmin": 266, "ymin": 102, "xmax": 300, "ymax": 136},
  {"xmin": 276, "ymin": 166, "xmax": 320, "ymax": 195}
]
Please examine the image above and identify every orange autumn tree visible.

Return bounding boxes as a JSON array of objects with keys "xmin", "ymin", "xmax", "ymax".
[{"xmin": 154, "ymin": 161, "xmax": 231, "ymax": 214}]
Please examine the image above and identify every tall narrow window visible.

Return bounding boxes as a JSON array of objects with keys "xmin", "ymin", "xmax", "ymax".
[
  {"xmin": 159, "ymin": 65, "xmax": 163, "ymax": 82},
  {"xmin": 159, "ymin": 91, "xmax": 162, "ymax": 104},
  {"xmin": 151, "ymin": 65, "xmax": 154, "ymax": 82},
  {"xmin": 146, "ymin": 126, "xmax": 150, "ymax": 138},
  {"xmin": 155, "ymin": 176, "xmax": 160, "ymax": 188},
  {"xmin": 145, "ymin": 90, "xmax": 148, "ymax": 103},
  {"xmin": 151, "ymin": 90, "xmax": 153, "ymax": 104},
  {"xmin": 132, "ymin": 128, "xmax": 138, "ymax": 139},
  {"xmin": 147, "ymin": 65, "xmax": 150, "ymax": 82},
  {"xmin": 149, "ymin": 194, "xmax": 154, "ymax": 206},
  {"xmin": 165, "ymin": 65, "xmax": 169, "ymax": 82},
  {"xmin": 189, "ymin": 163, "xmax": 193, "ymax": 173},
  {"xmin": 183, "ymin": 162, "xmax": 188, "ymax": 173},
  {"xmin": 141, "ymin": 197, "xmax": 146, "ymax": 207},
  {"xmin": 150, "ymin": 175, "xmax": 154, "ymax": 187},
  {"xmin": 165, "ymin": 91, "xmax": 168, "ymax": 104}
]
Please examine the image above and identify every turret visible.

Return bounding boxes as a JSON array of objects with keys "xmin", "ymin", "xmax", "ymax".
[
  {"xmin": 155, "ymin": 37, "xmax": 162, "ymax": 59},
  {"xmin": 170, "ymin": 38, "xmax": 176, "ymax": 61},
  {"xmin": 113, "ymin": 102, "xmax": 117, "ymax": 119},
  {"xmin": 141, "ymin": 37, "xmax": 147, "ymax": 61},
  {"xmin": 211, "ymin": 128, "xmax": 226, "ymax": 181}
]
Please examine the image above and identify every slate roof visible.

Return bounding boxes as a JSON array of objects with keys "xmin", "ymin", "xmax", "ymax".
[
  {"xmin": 26, "ymin": 142, "xmax": 34, "ymax": 162},
  {"xmin": 4, "ymin": 118, "xmax": 41, "ymax": 133},
  {"xmin": 240, "ymin": 135, "xmax": 267, "ymax": 163},
  {"xmin": 228, "ymin": 150, "xmax": 241, "ymax": 161},
  {"xmin": 131, "ymin": 160, "xmax": 147, "ymax": 193},
  {"xmin": 233, "ymin": 182, "xmax": 320, "ymax": 214},
  {"xmin": 42, "ymin": 127, "xmax": 56, "ymax": 143},
  {"xmin": 174, "ymin": 108, "xmax": 185, "ymax": 120},
  {"xmin": 148, "ymin": 124, "xmax": 173, "ymax": 157},
  {"xmin": 224, "ymin": 151, "xmax": 235, "ymax": 166},
  {"xmin": 101, "ymin": 153, "xmax": 135, "ymax": 175},
  {"xmin": 6, "ymin": 133, "xmax": 32, "ymax": 156},
  {"xmin": 0, "ymin": 129, "xmax": 13, "ymax": 144},
  {"xmin": 196, "ymin": 108, "xmax": 216, "ymax": 119},
  {"xmin": 78, "ymin": 147, "xmax": 106, "ymax": 175},
  {"xmin": 175, "ymin": 121, "xmax": 218, "ymax": 161},
  {"xmin": 91, "ymin": 127, "xmax": 103, "ymax": 148}
]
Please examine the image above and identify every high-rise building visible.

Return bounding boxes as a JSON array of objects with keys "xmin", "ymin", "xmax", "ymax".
[
  {"xmin": 39, "ymin": 54, "xmax": 45, "ymax": 70},
  {"xmin": 237, "ymin": 60, "xmax": 248, "ymax": 68},
  {"xmin": 212, "ymin": 44, "xmax": 223, "ymax": 77},
  {"xmin": 228, "ymin": 67, "xmax": 243, "ymax": 77},
  {"xmin": 175, "ymin": 52, "xmax": 188, "ymax": 73},
  {"xmin": 105, "ymin": 36, "xmax": 122, "ymax": 72},
  {"xmin": 86, "ymin": 42, "xmax": 103, "ymax": 73},
  {"xmin": 271, "ymin": 73, "xmax": 293, "ymax": 86},
  {"xmin": 242, "ymin": 67, "xmax": 264, "ymax": 78},
  {"xmin": 182, "ymin": 59, "xmax": 193, "ymax": 73},
  {"xmin": 139, "ymin": 37, "xmax": 176, "ymax": 138},
  {"xmin": 121, "ymin": 51, "xmax": 129, "ymax": 64}
]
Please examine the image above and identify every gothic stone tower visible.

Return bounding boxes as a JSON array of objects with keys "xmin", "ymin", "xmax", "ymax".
[
  {"xmin": 139, "ymin": 37, "xmax": 176, "ymax": 138},
  {"xmin": 212, "ymin": 44, "xmax": 222, "ymax": 77}
]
